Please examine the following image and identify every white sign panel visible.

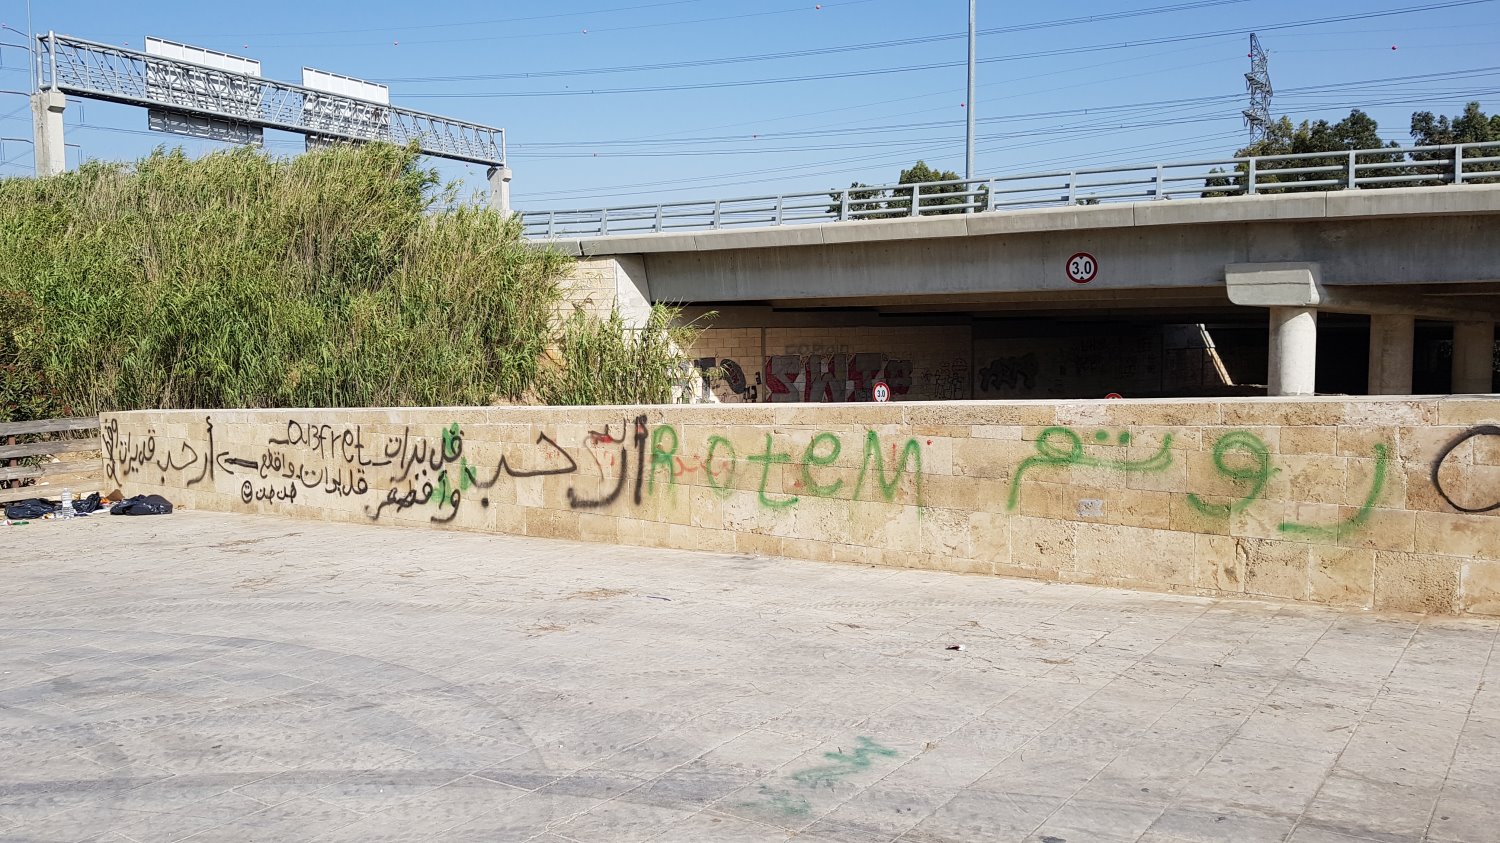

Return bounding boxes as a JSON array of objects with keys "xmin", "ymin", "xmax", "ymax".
[
  {"xmin": 144, "ymin": 37, "xmax": 263, "ymax": 146},
  {"xmin": 301, "ymin": 67, "xmax": 390, "ymax": 150}
]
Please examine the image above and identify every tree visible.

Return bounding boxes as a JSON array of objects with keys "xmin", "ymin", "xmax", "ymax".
[
  {"xmin": 885, "ymin": 160, "xmax": 969, "ymax": 216},
  {"xmin": 830, "ymin": 160, "xmax": 976, "ymax": 219},
  {"xmin": 1410, "ymin": 101, "xmax": 1500, "ymax": 179},
  {"xmin": 1203, "ymin": 109, "xmax": 1400, "ymax": 196}
]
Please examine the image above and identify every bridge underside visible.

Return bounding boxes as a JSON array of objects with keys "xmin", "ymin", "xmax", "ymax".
[{"xmin": 548, "ymin": 186, "xmax": 1500, "ymax": 401}]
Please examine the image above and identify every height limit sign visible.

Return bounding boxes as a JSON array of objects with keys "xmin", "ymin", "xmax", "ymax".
[{"xmin": 1066, "ymin": 252, "xmax": 1098, "ymax": 284}]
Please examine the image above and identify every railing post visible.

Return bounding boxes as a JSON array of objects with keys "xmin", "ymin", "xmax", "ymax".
[
  {"xmin": 1067, "ymin": 172, "xmax": 1077, "ymax": 205},
  {"xmin": 547, "ymin": 211, "xmax": 556, "ymax": 238},
  {"xmin": 839, "ymin": 189, "xmax": 849, "ymax": 221},
  {"xmin": 1346, "ymin": 150, "xmax": 1357, "ymax": 189},
  {"xmin": 909, "ymin": 184, "xmax": 921, "ymax": 217},
  {"xmin": 599, "ymin": 210, "xmax": 609, "ymax": 236},
  {"xmin": 774, "ymin": 195, "xmax": 784, "ymax": 226},
  {"xmin": 1455, "ymin": 144, "xmax": 1466, "ymax": 185},
  {"xmin": 654, "ymin": 205, "xmax": 663, "ymax": 232},
  {"xmin": 987, "ymin": 178, "xmax": 997, "ymax": 212},
  {"xmin": 1246, "ymin": 159, "xmax": 1257, "ymax": 196},
  {"xmin": 1154, "ymin": 164, "xmax": 1165, "ymax": 200},
  {"xmin": 712, "ymin": 200, "xmax": 722, "ymax": 230}
]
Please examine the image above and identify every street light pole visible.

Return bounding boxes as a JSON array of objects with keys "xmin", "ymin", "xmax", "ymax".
[{"xmin": 965, "ymin": 0, "xmax": 976, "ymax": 182}]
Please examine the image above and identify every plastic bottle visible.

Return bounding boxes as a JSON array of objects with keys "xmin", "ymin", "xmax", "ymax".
[{"xmin": 59, "ymin": 488, "xmax": 75, "ymax": 520}]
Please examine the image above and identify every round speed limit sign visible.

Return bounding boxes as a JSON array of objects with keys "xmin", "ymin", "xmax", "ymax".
[
  {"xmin": 1066, "ymin": 252, "xmax": 1098, "ymax": 284},
  {"xmin": 872, "ymin": 381, "xmax": 891, "ymax": 402}
]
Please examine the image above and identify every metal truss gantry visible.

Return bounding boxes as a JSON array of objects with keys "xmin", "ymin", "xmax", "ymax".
[{"xmin": 33, "ymin": 32, "xmax": 510, "ymax": 206}]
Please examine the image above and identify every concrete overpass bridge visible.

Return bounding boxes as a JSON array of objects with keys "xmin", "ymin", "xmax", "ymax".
[{"xmin": 526, "ymin": 143, "xmax": 1500, "ymax": 401}]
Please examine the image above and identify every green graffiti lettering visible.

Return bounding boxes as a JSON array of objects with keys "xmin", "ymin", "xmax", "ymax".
[
  {"xmin": 1279, "ymin": 443, "xmax": 1389, "ymax": 540},
  {"xmin": 704, "ymin": 435, "xmax": 737, "ymax": 499},
  {"xmin": 1186, "ymin": 431, "xmax": 1275, "ymax": 518},
  {"xmin": 648, "ymin": 425, "xmax": 679, "ymax": 495},
  {"xmin": 432, "ymin": 469, "xmax": 453, "ymax": 511},
  {"xmin": 790, "ymin": 737, "xmax": 899, "ymax": 789},
  {"xmin": 801, "ymin": 432, "xmax": 844, "ymax": 498},
  {"xmin": 749, "ymin": 785, "xmax": 811, "ymax": 817},
  {"xmin": 1007, "ymin": 427, "xmax": 1172, "ymax": 511},
  {"xmin": 854, "ymin": 431, "xmax": 923, "ymax": 505},
  {"xmin": 441, "ymin": 422, "xmax": 461, "ymax": 461},
  {"xmin": 747, "ymin": 433, "xmax": 798, "ymax": 509}
]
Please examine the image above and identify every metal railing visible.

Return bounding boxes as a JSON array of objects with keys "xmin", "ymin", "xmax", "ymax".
[{"xmin": 520, "ymin": 140, "xmax": 1500, "ymax": 239}]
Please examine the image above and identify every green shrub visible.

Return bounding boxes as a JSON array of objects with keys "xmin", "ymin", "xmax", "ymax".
[{"xmin": 0, "ymin": 143, "xmax": 580, "ymax": 417}]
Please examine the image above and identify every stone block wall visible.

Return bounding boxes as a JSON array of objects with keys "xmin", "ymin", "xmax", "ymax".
[{"xmin": 100, "ymin": 397, "xmax": 1500, "ymax": 615}]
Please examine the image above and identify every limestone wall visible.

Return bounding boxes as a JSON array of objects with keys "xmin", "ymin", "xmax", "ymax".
[{"xmin": 100, "ymin": 398, "xmax": 1500, "ymax": 615}]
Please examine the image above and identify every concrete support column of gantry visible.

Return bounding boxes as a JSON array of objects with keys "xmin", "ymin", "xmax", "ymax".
[
  {"xmin": 1368, "ymin": 314, "xmax": 1416, "ymax": 395},
  {"xmin": 487, "ymin": 165, "xmax": 513, "ymax": 216},
  {"xmin": 31, "ymin": 89, "xmax": 66, "ymax": 178},
  {"xmin": 1453, "ymin": 320, "xmax": 1497, "ymax": 393}
]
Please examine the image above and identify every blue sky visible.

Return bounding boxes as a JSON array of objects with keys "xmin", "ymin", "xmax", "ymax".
[{"xmin": 6, "ymin": 1, "xmax": 1500, "ymax": 211}]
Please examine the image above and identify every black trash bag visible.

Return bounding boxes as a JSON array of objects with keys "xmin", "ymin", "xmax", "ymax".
[
  {"xmin": 4, "ymin": 498, "xmax": 55, "ymax": 520},
  {"xmin": 74, "ymin": 492, "xmax": 102, "ymax": 514},
  {"xmin": 109, "ymin": 494, "xmax": 174, "ymax": 516}
]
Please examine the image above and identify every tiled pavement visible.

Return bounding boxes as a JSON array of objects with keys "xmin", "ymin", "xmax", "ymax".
[{"xmin": 1, "ymin": 512, "xmax": 1497, "ymax": 843}]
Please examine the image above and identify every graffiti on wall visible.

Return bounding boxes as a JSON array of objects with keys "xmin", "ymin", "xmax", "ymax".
[
  {"xmin": 1004, "ymin": 425, "xmax": 1393, "ymax": 540},
  {"xmin": 977, "ymin": 354, "xmax": 1039, "ymax": 394},
  {"xmin": 109, "ymin": 415, "xmax": 926, "ymax": 523},
  {"xmin": 1431, "ymin": 425, "xmax": 1500, "ymax": 514},
  {"xmin": 109, "ymin": 414, "xmax": 1497, "ymax": 548},
  {"xmin": 694, "ymin": 353, "xmax": 945, "ymax": 403}
]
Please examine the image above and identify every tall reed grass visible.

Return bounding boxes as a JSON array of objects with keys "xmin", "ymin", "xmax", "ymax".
[{"xmin": 0, "ymin": 143, "xmax": 697, "ymax": 421}]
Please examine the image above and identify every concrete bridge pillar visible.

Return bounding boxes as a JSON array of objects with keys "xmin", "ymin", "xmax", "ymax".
[
  {"xmin": 1268, "ymin": 306, "xmax": 1318, "ymax": 396},
  {"xmin": 1453, "ymin": 320, "xmax": 1496, "ymax": 393},
  {"xmin": 1368, "ymin": 314, "xmax": 1414, "ymax": 395}
]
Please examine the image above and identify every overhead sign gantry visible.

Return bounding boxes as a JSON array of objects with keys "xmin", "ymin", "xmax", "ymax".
[{"xmin": 31, "ymin": 32, "xmax": 510, "ymax": 209}]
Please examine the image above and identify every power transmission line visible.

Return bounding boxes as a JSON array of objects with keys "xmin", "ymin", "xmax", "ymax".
[
  {"xmin": 383, "ymin": 1, "xmax": 1249, "ymax": 84},
  {"xmin": 400, "ymin": 0, "xmax": 1499, "ymax": 99}
]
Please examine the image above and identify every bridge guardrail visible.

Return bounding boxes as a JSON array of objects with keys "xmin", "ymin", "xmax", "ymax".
[{"xmin": 520, "ymin": 140, "xmax": 1500, "ymax": 239}]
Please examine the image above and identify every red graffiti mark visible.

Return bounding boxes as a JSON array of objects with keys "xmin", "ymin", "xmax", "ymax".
[
  {"xmin": 673, "ymin": 456, "xmax": 700, "ymax": 478},
  {"xmin": 926, "ymin": 439, "xmax": 932, "ymax": 445}
]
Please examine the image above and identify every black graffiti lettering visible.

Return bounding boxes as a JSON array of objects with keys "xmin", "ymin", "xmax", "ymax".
[
  {"xmin": 366, "ymin": 480, "xmax": 437, "ymax": 520},
  {"xmin": 241, "ymin": 479, "xmax": 297, "ymax": 503},
  {"xmin": 1431, "ymin": 425, "xmax": 1500, "ymax": 514},
  {"xmin": 268, "ymin": 420, "xmax": 304, "ymax": 447},
  {"xmin": 632, "ymin": 415, "xmax": 648, "ymax": 506},
  {"xmin": 431, "ymin": 489, "xmax": 461, "ymax": 523},
  {"xmin": 185, "ymin": 417, "xmax": 214, "ymax": 486},
  {"xmin": 477, "ymin": 432, "xmax": 580, "ymax": 484}
]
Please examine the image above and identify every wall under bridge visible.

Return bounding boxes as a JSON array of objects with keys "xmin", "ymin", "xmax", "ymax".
[{"xmin": 101, "ymin": 398, "xmax": 1500, "ymax": 615}]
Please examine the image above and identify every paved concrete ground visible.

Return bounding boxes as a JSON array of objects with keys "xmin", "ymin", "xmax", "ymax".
[{"xmin": 1, "ymin": 513, "xmax": 1497, "ymax": 843}]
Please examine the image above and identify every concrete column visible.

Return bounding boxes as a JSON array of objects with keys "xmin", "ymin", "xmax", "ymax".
[
  {"xmin": 486, "ymin": 165, "xmax": 512, "ymax": 216},
  {"xmin": 30, "ymin": 89, "xmax": 66, "ymax": 177},
  {"xmin": 1268, "ymin": 306, "xmax": 1318, "ymax": 396},
  {"xmin": 1367, "ymin": 314, "xmax": 1415, "ymax": 395},
  {"xmin": 1453, "ymin": 320, "xmax": 1496, "ymax": 393}
]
